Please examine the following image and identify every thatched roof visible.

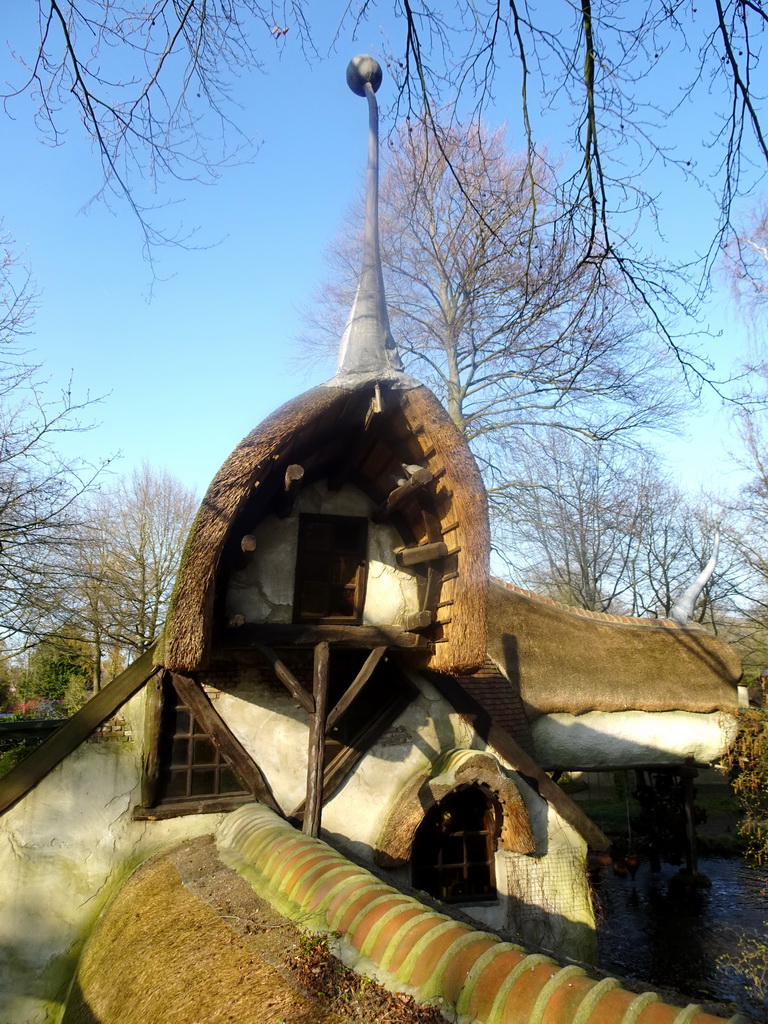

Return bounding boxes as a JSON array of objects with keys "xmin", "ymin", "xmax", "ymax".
[
  {"xmin": 487, "ymin": 581, "xmax": 741, "ymax": 717},
  {"xmin": 161, "ymin": 380, "xmax": 489, "ymax": 675}
]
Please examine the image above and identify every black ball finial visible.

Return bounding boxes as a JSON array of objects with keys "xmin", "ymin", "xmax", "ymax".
[{"xmin": 346, "ymin": 54, "xmax": 382, "ymax": 96}]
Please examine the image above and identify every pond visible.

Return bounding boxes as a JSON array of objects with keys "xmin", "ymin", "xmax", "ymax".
[{"xmin": 593, "ymin": 856, "xmax": 768, "ymax": 1022}]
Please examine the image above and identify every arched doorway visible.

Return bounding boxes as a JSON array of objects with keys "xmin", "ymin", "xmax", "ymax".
[{"xmin": 411, "ymin": 785, "xmax": 500, "ymax": 903}]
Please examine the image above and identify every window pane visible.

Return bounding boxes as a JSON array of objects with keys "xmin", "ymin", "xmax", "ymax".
[
  {"xmin": 299, "ymin": 583, "xmax": 328, "ymax": 616},
  {"xmin": 332, "ymin": 556, "xmax": 360, "ymax": 585},
  {"xmin": 467, "ymin": 864, "xmax": 493, "ymax": 894},
  {"xmin": 171, "ymin": 738, "xmax": 189, "ymax": 765},
  {"xmin": 304, "ymin": 521, "xmax": 334, "ymax": 551},
  {"xmin": 327, "ymin": 585, "xmax": 356, "ymax": 616},
  {"xmin": 219, "ymin": 768, "xmax": 246, "ymax": 794},
  {"xmin": 465, "ymin": 835, "xmax": 490, "ymax": 862},
  {"xmin": 190, "ymin": 768, "xmax": 216, "ymax": 796},
  {"xmin": 294, "ymin": 515, "xmax": 366, "ymax": 622},
  {"xmin": 173, "ymin": 708, "xmax": 191, "ymax": 734},
  {"xmin": 165, "ymin": 769, "xmax": 189, "ymax": 799},
  {"xmin": 193, "ymin": 736, "xmax": 216, "ymax": 764},
  {"xmin": 412, "ymin": 787, "xmax": 497, "ymax": 903},
  {"xmin": 441, "ymin": 836, "xmax": 464, "ymax": 865}
]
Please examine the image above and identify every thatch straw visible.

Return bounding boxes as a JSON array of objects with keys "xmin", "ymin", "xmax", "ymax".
[
  {"xmin": 162, "ymin": 382, "xmax": 489, "ymax": 676},
  {"xmin": 399, "ymin": 387, "xmax": 489, "ymax": 674},
  {"xmin": 487, "ymin": 582, "xmax": 741, "ymax": 717},
  {"xmin": 162, "ymin": 385, "xmax": 356, "ymax": 671}
]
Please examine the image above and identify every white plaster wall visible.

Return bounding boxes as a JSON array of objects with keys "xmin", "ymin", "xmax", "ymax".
[
  {"xmin": 210, "ymin": 673, "xmax": 312, "ymax": 814},
  {"xmin": 321, "ymin": 673, "xmax": 476, "ymax": 856},
  {"xmin": 0, "ymin": 688, "xmax": 232, "ymax": 1024},
  {"xmin": 225, "ymin": 481, "xmax": 420, "ymax": 626},
  {"xmin": 211, "ymin": 668, "xmax": 596, "ymax": 963},
  {"xmin": 532, "ymin": 710, "xmax": 739, "ymax": 768},
  {"xmin": 498, "ymin": 800, "xmax": 595, "ymax": 962}
]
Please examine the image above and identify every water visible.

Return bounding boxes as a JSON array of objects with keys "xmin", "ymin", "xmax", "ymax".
[{"xmin": 593, "ymin": 857, "xmax": 768, "ymax": 1021}]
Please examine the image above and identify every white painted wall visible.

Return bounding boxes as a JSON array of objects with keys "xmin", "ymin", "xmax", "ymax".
[
  {"xmin": 0, "ymin": 689, "xmax": 231, "ymax": 1024},
  {"xmin": 209, "ymin": 669, "xmax": 596, "ymax": 961},
  {"xmin": 224, "ymin": 481, "xmax": 420, "ymax": 626},
  {"xmin": 532, "ymin": 710, "xmax": 738, "ymax": 768}
]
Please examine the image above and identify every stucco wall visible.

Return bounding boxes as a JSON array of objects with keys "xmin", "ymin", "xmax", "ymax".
[
  {"xmin": 224, "ymin": 481, "xmax": 420, "ymax": 625},
  {"xmin": 532, "ymin": 710, "xmax": 739, "ymax": 769},
  {"xmin": 0, "ymin": 688, "xmax": 231, "ymax": 1024},
  {"xmin": 207, "ymin": 669, "xmax": 596, "ymax": 961}
]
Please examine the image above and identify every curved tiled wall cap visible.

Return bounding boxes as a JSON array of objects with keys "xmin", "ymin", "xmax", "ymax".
[{"xmin": 216, "ymin": 805, "xmax": 745, "ymax": 1024}]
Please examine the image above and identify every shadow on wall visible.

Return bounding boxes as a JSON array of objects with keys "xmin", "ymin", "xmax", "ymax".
[
  {"xmin": 323, "ymin": 809, "xmax": 598, "ymax": 967},
  {"xmin": 496, "ymin": 632, "xmax": 737, "ymax": 768},
  {"xmin": 0, "ymin": 942, "xmax": 77, "ymax": 1024}
]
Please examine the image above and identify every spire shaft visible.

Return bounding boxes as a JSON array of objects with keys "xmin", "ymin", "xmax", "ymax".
[{"xmin": 337, "ymin": 56, "xmax": 403, "ymax": 377}]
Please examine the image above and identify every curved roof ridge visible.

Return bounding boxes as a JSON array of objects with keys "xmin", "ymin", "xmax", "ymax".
[{"xmin": 490, "ymin": 577, "xmax": 691, "ymax": 630}]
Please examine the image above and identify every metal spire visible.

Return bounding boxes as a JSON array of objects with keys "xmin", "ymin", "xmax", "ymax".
[{"xmin": 335, "ymin": 55, "xmax": 404, "ymax": 379}]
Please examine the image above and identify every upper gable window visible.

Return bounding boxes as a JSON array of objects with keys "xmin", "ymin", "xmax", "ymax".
[{"xmin": 293, "ymin": 514, "xmax": 368, "ymax": 623}]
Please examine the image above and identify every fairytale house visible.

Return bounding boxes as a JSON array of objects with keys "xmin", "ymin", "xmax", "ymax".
[{"xmin": 0, "ymin": 57, "xmax": 742, "ymax": 1024}]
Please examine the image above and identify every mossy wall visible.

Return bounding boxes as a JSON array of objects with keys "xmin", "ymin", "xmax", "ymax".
[{"xmin": 0, "ymin": 688, "xmax": 230, "ymax": 1024}]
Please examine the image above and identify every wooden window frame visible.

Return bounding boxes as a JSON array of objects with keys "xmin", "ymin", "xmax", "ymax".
[
  {"xmin": 412, "ymin": 785, "xmax": 500, "ymax": 905},
  {"xmin": 134, "ymin": 672, "xmax": 271, "ymax": 821},
  {"xmin": 292, "ymin": 513, "xmax": 368, "ymax": 625}
]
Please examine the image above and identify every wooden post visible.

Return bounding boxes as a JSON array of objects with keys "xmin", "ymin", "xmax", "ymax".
[
  {"xmin": 304, "ymin": 641, "xmax": 330, "ymax": 837},
  {"xmin": 681, "ymin": 761, "xmax": 699, "ymax": 876},
  {"xmin": 277, "ymin": 464, "xmax": 305, "ymax": 518},
  {"xmin": 371, "ymin": 468, "xmax": 433, "ymax": 523}
]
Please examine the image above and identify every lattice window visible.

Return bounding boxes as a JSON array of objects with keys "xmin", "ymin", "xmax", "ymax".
[
  {"xmin": 156, "ymin": 683, "xmax": 248, "ymax": 804},
  {"xmin": 412, "ymin": 785, "xmax": 499, "ymax": 903},
  {"xmin": 293, "ymin": 514, "xmax": 367, "ymax": 623}
]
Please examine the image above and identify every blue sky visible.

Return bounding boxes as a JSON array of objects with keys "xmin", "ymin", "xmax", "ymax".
[{"xmin": 0, "ymin": 6, "xmax": 758, "ymax": 502}]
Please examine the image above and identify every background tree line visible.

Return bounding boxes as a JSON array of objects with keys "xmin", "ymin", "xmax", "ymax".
[
  {"xmin": 304, "ymin": 116, "xmax": 768, "ymax": 682},
  {"xmin": 4, "ymin": 113, "xmax": 768, "ymax": 720}
]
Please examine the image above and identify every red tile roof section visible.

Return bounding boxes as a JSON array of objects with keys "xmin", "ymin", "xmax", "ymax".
[
  {"xmin": 454, "ymin": 657, "xmax": 536, "ymax": 756},
  {"xmin": 217, "ymin": 804, "xmax": 744, "ymax": 1024}
]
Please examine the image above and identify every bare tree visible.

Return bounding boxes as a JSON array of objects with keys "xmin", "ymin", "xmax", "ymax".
[
  {"xmin": 7, "ymin": 4, "xmax": 767, "ymax": 328},
  {"xmin": 305, "ymin": 120, "xmax": 684, "ymax": 493},
  {"xmin": 0, "ymin": 232, "xmax": 106, "ymax": 655},
  {"xmin": 500, "ymin": 430, "xmax": 740, "ymax": 621},
  {"xmin": 69, "ymin": 464, "xmax": 198, "ymax": 687},
  {"xmin": 499, "ymin": 434, "xmax": 660, "ymax": 612},
  {"xmin": 725, "ymin": 202, "xmax": 768, "ymax": 320}
]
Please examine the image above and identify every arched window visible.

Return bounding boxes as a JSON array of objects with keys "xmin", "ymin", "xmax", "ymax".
[{"xmin": 412, "ymin": 785, "xmax": 500, "ymax": 903}]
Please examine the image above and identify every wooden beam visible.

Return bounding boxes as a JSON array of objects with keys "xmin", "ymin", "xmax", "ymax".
[
  {"xmin": 255, "ymin": 645, "xmax": 314, "ymax": 713},
  {"xmin": 424, "ymin": 671, "xmax": 611, "ymax": 852},
  {"xmin": 141, "ymin": 672, "xmax": 164, "ymax": 809},
  {"xmin": 225, "ymin": 624, "xmax": 431, "ymax": 651},
  {"xmin": 326, "ymin": 646, "xmax": 387, "ymax": 733},
  {"xmin": 291, "ymin": 675, "xmax": 416, "ymax": 823},
  {"xmin": 170, "ymin": 674, "xmax": 282, "ymax": 815},
  {"xmin": 328, "ymin": 395, "xmax": 380, "ymax": 491},
  {"xmin": 0, "ymin": 646, "xmax": 160, "ymax": 816},
  {"xmin": 397, "ymin": 541, "xmax": 449, "ymax": 567},
  {"xmin": 364, "ymin": 382, "xmax": 384, "ymax": 429},
  {"xmin": 403, "ymin": 610, "xmax": 433, "ymax": 631},
  {"xmin": 371, "ymin": 468, "xmax": 433, "ymax": 523},
  {"xmin": 133, "ymin": 795, "xmax": 257, "ymax": 820},
  {"xmin": 421, "ymin": 566, "xmax": 443, "ymax": 615},
  {"xmin": 304, "ymin": 642, "xmax": 330, "ymax": 837},
  {"xmin": 276, "ymin": 464, "xmax": 305, "ymax": 518}
]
